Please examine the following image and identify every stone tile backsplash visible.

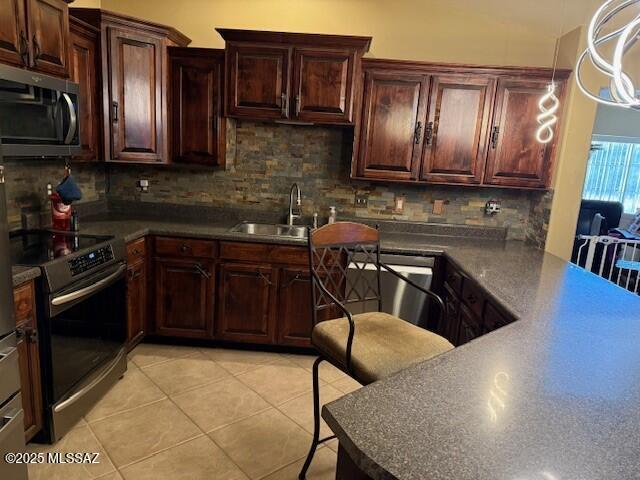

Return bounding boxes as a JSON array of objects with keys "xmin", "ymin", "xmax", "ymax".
[
  {"xmin": 106, "ymin": 121, "xmax": 550, "ymax": 242},
  {"xmin": 2, "ymin": 121, "xmax": 551, "ymax": 244},
  {"xmin": 3, "ymin": 158, "xmax": 105, "ymax": 229}
]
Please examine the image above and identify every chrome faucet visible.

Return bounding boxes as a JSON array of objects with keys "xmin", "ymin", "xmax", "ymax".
[{"xmin": 287, "ymin": 183, "xmax": 302, "ymax": 226}]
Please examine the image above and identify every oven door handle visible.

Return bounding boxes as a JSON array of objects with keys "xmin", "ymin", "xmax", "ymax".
[
  {"xmin": 51, "ymin": 264, "xmax": 126, "ymax": 306},
  {"xmin": 62, "ymin": 93, "xmax": 77, "ymax": 145}
]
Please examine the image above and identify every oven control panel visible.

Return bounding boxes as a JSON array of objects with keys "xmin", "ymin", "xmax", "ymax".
[{"xmin": 68, "ymin": 246, "xmax": 114, "ymax": 276}]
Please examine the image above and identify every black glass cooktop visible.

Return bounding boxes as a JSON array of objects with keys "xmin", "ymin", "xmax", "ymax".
[{"xmin": 10, "ymin": 230, "xmax": 114, "ymax": 265}]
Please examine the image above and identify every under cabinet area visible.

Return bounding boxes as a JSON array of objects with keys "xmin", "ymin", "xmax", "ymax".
[
  {"xmin": 13, "ymin": 280, "xmax": 43, "ymax": 442},
  {"xmin": 438, "ymin": 261, "xmax": 515, "ymax": 346}
]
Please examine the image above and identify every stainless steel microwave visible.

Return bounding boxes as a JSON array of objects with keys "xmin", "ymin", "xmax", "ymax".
[{"xmin": 0, "ymin": 64, "xmax": 80, "ymax": 157}]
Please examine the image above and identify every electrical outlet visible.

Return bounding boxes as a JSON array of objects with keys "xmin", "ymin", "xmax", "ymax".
[
  {"xmin": 355, "ymin": 193, "xmax": 368, "ymax": 208},
  {"xmin": 138, "ymin": 179, "xmax": 149, "ymax": 193},
  {"xmin": 394, "ymin": 195, "xmax": 405, "ymax": 213}
]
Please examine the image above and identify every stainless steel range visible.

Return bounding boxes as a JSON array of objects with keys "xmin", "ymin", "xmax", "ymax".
[{"xmin": 10, "ymin": 229, "xmax": 127, "ymax": 443}]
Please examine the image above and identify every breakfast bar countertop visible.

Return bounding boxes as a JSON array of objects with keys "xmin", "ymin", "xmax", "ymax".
[{"xmin": 76, "ymin": 211, "xmax": 640, "ymax": 480}]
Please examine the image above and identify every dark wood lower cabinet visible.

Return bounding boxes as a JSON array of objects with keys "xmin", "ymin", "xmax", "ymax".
[
  {"xmin": 126, "ymin": 260, "xmax": 146, "ymax": 350},
  {"xmin": 277, "ymin": 267, "xmax": 314, "ymax": 347},
  {"xmin": 216, "ymin": 262, "xmax": 277, "ymax": 344},
  {"xmin": 155, "ymin": 257, "xmax": 215, "ymax": 338},
  {"xmin": 438, "ymin": 261, "xmax": 515, "ymax": 346},
  {"xmin": 13, "ymin": 281, "xmax": 43, "ymax": 442}
]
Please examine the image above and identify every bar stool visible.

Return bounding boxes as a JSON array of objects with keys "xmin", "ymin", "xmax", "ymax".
[{"xmin": 298, "ymin": 222, "xmax": 454, "ymax": 479}]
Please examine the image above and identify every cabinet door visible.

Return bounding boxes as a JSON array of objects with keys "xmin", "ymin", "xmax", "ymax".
[
  {"xmin": 356, "ymin": 71, "xmax": 430, "ymax": 180},
  {"xmin": 27, "ymin": 0, "xmax": 69, "ymax": 77},
  {"xmin": 457, "ymin": 303, "xmax": 481, "ymax": 346},
  {"xmin": 126, "ymin": 260, "xmax": 146, "ymax": 350},
  {"xmin": 484, "ymin": 78, "xmax": 560, "ymax": 188},
  {"xmin": 277, "ymin": 267, "xmax": 313, "ymax": 347},
  {"xmin": 108, "ymin": 27, "xmax": 163, "ymax": 162},
  {"xmin": 155, "ymin": 257, "xmax": 214, "ymax": 338},
  {"xmin": 420, "ymin": 75, "xmax": 495, "ymax": 184},
  {"xmin": 217, "ymin": 262, "xmax": 276, "ymax": 344},
  {"xmin": 440, "ymin": 283, "xmax": 460, "ymax": 345},
  {"xmin": 69, "ymin": 20, "xmax": 100, "ymax": 161},
  {"xmin": 170, "ymin": 49, "xmax": 225, "ymax": 166},
  {"xmin": 292, "ymin": 47, "xmax": 355, "ymax": 124},
  {"xmin": 0, "ymin": 0, "xmax": 28, "ymax": 67},
  {"xmin": 225, "ymin": 44, "xmax": 291, "ymax": 120},
  {"xmin": 14, "ymin": 283, "xmax": 43, "ymax": 442}
]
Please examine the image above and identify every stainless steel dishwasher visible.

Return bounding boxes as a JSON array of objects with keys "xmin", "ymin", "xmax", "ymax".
[{"xmin": 346, "ymin": 253, "xmax": 434, "ymax": 328}]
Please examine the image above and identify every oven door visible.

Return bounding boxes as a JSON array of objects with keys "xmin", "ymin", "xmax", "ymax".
[{"xmin": 46, "ymin": 262, "xmax": 127, "ymax": 404}]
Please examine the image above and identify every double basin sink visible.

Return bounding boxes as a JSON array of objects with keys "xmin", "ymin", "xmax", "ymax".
[{"xmin": 229, "ymin": 222, "xmax": 308, "ymax": 239}]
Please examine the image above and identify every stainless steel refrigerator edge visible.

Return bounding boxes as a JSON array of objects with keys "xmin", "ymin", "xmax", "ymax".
[{"xmin": 0, "ymin": 162, "xmax": 29, "ymax": 479}]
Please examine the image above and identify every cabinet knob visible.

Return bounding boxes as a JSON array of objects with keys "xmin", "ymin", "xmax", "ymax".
[{"xmin": 180, "ymin": 244, "xmax": 191, "ymax": 253}]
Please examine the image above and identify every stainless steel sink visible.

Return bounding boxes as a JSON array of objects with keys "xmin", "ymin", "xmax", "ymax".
[{"xmin": 229, "ymin": 222, "xmax": 308, "ymax": 238}]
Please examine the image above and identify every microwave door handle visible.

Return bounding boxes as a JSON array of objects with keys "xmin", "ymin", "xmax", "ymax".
[
  {"xmin": 62, "ymin": 93, "xmax": 77, "ymax": 145},
  {"xmin": 51, "ymin": 264, "xmax": 126, "ymax": 306}
]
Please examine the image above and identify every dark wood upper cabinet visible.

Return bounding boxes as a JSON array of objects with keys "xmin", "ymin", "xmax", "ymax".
[
  {"xmin": 292, "ymin": 47, "xmax": 356, "ymax": 123},
  {"xmin": 356, "ymin": 71, "xmax": 430, "ymax": 180},
  {"xmin": 352, "ymin": 59, "xmax": 570, "ymax": 189},
  {"xmin": 0, "ymin": 0, "xmax": 28, "ymax": 68},
  {"xmin": 217, "ymin": 262, "xmax": 277, "ymax": 345},
  {"xmin": 69, "ymin": 17, "xmax": 100, "ymax": 161},
  {"xmin": 155, "ymin": 257, "xmax": 215, "ymax": 338},
  {"xmin": 169, "ymin": 47, "xmax": 225, "ymax": 166},
  {"xmin": 217, "ymin": 29, "xmax": 371, "ymax": 124},
  {"xmin": 108, "ymin": 27, "xmax": 163, "ymax": 163},
  {"xmin": 484, "ymin": 78, "xmax": 563, "ymax": 189},
  {"xmin": 70, "ymin": 8, "xmax": 190, "ymax": 163},
  {"xmin": 420, "ymin": 74, "xmax": 495, "ymax": 184},
  {"xmin": 27, "ymin": 0, "xmax": 69, "ymax": 77},
  {"xmin": 225, "ymin": 43, "xmax": 291, "ymax": 120}
]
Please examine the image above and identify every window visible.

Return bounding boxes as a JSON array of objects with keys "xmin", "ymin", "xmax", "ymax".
[{"xmin": 583, "ymin": 140, "xmax": 640, "ymax": 214}]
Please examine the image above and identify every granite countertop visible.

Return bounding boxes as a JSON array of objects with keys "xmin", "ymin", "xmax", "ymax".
[
  {"xmin": 323, "ymin": 249, "xmax": 640, "ymax": 479},
  {"xmin": 67, "ymin": 211, "xmax": 640, "ymax": 479},
  {"xmin": 12, "ymin": 265, "xmax": 40, "ymax": 287}
]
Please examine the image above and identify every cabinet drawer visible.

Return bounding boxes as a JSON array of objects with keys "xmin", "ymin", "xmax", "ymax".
[
  {"xmin": 220, "ymin": 242, "xmax": 307, "ymax": 266},
  {"xmin": 155, "ymin": 237, "xmax": 218, "ymax": 259},
  {"xmin": 461, "ymin": 279, "xmax": 485, "ymax": 319},
  {"xmin": 127, "ymin": 238, "xmax": 147, "ymax": 264},
  {"xmin": 444, "ymin": 263, "xmax": 463, "ymax": 294},
  {"xmin": 483, "ymin": 301, "xmax": 512, "ymax": 333},
  {"xmin": 14, "ymin": 282, "xmax": 35, "ymax": 325}
]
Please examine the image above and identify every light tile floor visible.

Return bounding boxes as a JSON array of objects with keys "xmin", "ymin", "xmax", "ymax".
[{"xmin": 26, "ymin": 344, "xmax": 362, "ymax": 480}]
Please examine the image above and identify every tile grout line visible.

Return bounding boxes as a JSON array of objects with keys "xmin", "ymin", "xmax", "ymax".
[{"xmin": 84, "ymin": 418, "xmax": 122, "ymax": 479}]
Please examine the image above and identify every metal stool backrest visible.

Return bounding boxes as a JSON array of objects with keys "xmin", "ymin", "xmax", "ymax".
[{"xmin": 307, "ymin": 222, "xmax": 382, "ymax": 327}]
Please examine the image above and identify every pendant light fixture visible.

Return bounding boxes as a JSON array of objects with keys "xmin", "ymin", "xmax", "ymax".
[
  {"xmin": 575, "ymin": 0, "xmax": 640, "ymax": 108},
  {"xmin": 536, "ymin": 2, "xmax": 564, "ymax": 144}
]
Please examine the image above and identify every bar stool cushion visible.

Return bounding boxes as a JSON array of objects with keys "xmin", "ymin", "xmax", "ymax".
[{"xmin": 312, "ymin": 312, "xmax": 454, "ymax": 385}]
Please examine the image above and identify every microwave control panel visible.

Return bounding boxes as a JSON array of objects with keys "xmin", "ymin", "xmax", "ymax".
[{"xmin": 69, "ymin": 246, "xmax": 114, "ymax": 276}]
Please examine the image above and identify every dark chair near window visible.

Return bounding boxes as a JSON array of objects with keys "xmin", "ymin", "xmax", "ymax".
[{"xmin": 298, "ymin": 222, "xmax": 454, "ymax": 479}]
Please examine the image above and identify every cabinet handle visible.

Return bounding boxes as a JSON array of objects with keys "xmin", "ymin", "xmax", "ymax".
[
  {"xmin": 19, "ymin": 31, "xmax": 28, "ymax": 66},
  {"xmin": 18, "ymin": 327, "xmax": 37, "ymax": 343},
  {"xmin": 128, "ymin": 269, "xmax": 142, "ymax": 280},
  {"xmin": 280, "ymin": 272, "xmax": 306, "ymax": 290},
  {"xmin": 424, "ymin": 121, "xmax": 434, "ymax": 146},
  {"xmin": 281, "ymin": 93, "xmax": 288, "ymax": 117},
  {"xmin": 258, "ymin": 270, "xmax": 273, "ymax": 286},
  {"xmin": 413, "ymin": 121, "xmax": 422, "ymax": 145},
  {"xmin": 466, "ymin": 294, "xmax": 478, "ymax": 305},
  {"xmin": 32, "ymin": 36, "xmax": 40, "ymax": 61},
  {"xmin": 295, "ymin": 95, "xmax": 301, "ymax": 116},
  {"xmin": 490, "ymin": 126, "xmax": 500, "ymax": 149},
  {"xmin": 195, "ymin": 264, "xmax": 211, "ymax": 279},
  {"xmin": 112, "ymin": 101, "xmax": 119, "ymax": 123},
  {"xmin": 132, "ymin": 248, "xmax": 141, "ymax": 255},
  {"xmin": 179, "ymin": 244, "xmax": 191, "ymax": 253}
]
